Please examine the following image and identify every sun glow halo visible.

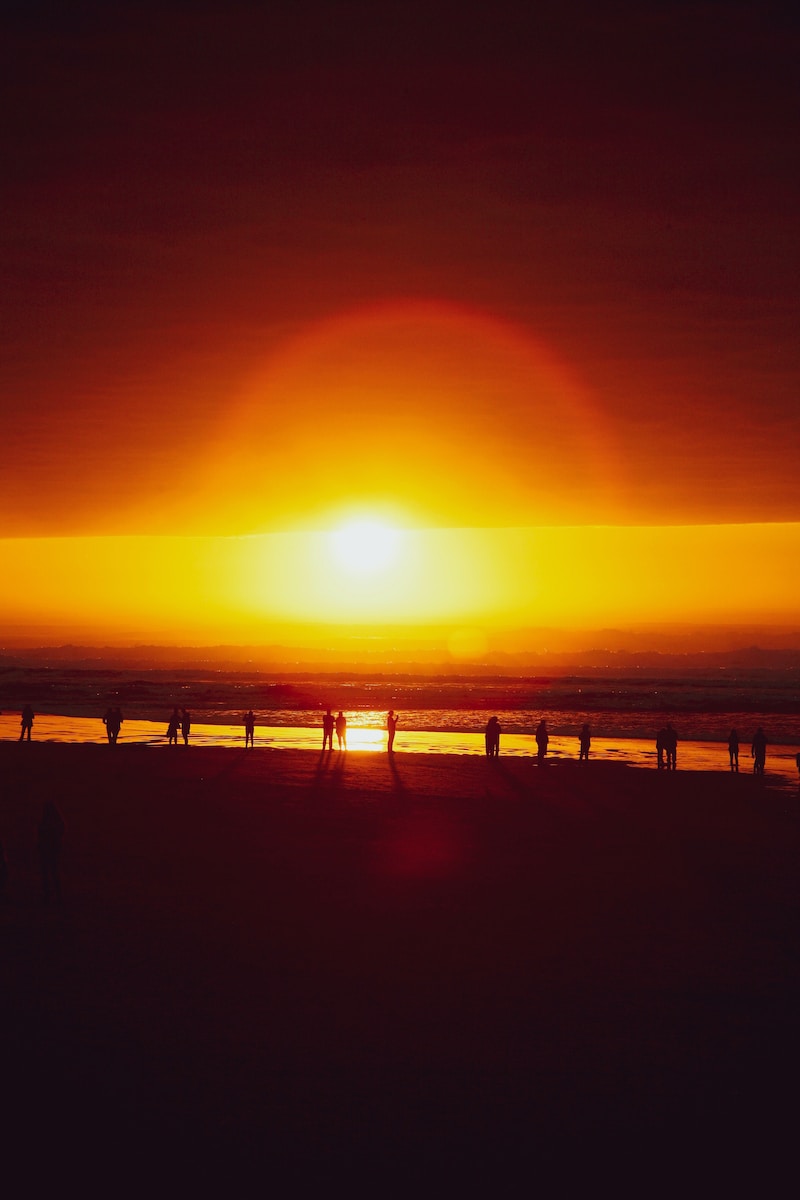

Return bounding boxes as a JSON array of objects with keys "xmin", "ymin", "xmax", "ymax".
[{"xmin": 330, "ymin": 520, "xmax": 401, "ymax": 574}]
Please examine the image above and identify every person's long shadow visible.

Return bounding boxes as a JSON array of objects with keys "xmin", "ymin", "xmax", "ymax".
[{"xmin": 387, "ymin": 752, "xmax": 408, "ymax": 808}]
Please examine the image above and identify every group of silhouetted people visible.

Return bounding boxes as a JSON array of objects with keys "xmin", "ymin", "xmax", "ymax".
[
  {"xmin": 6, "ymin": 703, "xmax": 796, "ymax": 781},
  {"xmin": 166, "ymin": 707, "xmax": 191, "ymax": 746},
  {"xmin": 656, "ymin": 724, "xmax": 679, "ymax": 770},
  {"xmin": 321, "ymin": 709, "xmax": 349, "ymax": 751}
]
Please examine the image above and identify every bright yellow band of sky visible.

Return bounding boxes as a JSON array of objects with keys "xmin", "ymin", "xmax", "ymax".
[{"xmin": 2, "ymin": 523, "xmax": 798, "ymax": 647}]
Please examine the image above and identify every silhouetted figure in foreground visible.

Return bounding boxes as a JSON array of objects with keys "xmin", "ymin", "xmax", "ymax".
[
  {"xmin": 485, "ymin": 716, "xmax": 501, "ymax": 757},
  {"xmin": 728, "ymin": 729, "xmax": 740, "ymax": 772},
  {"xmin": 387, "ymin": 710, "xmax": 398, "ymax": 753},
  {"xmin": 243, "ymin": 711, "xmax": 255, "ymax": 748},
  {"xmin": 751, "ymin": 727, "xmax": 767, "ymax": 775},
  {"xmin": 19, "ymin": 705, "xmax": 34, "ymax": 742},
  {"xmin": 181, "ymin": 708, "xmax": 191, "ymax": 746},
  {"xmin": 579, "ymin": 723, "xmax": 591, "ymax": 762},
  {"xmin": 335, "ymin": 711, "xmax": 347, "ymax": 750},
  {"xmin": 665, "ymin": 723, "xmax": 678, "ymax": 770},
  {"xmin": 38, "ymin": 800, "xmax": 65, "ymax": 903},
  {"xmin": 535, "ymin": 719, "xmax": 548, "ymax": 764},
  {"xmin": 322, "ymin": 709, "xmax": 334, "ymax": 751},
  {"xmin": 103, "ymin": 706, "xmax": 123, "ymax": 745},
  {"xmin": 656, "ymin": 727, "xmax": 667, "ymax": 770},
  {"xmin": 167, "ymin": 707, "xmax": 181, "ymax": 746}
]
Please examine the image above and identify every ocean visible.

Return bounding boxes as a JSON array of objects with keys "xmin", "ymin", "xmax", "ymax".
[{"xmin": 1, "ymin": 665, "xmax": 799, "ymax": 789}]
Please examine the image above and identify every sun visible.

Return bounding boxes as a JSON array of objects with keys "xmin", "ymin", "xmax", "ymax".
[{"xmin": 329, "ymin": 520, "xmax": 401, "ymax": 574}]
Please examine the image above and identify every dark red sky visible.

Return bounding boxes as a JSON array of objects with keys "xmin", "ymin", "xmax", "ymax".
[{"xmin": 2, "ymin": 1, "xmax": 798, "ymax": 534}]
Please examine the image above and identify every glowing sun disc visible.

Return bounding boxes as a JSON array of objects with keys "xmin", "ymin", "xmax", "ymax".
[{"xmin": 330, "ymin": 520, "xmax": 400, "ymax": 574}]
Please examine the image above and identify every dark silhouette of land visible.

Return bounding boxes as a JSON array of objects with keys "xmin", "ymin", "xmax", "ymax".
[{"xmin": 0, "ymin": 744, "xmax": 797, "ymax": 1192}]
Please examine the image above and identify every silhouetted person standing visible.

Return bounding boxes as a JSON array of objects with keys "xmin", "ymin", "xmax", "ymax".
[
  {"xmin": 535, "ymin": 719, "xmax": 548, "ymax": 764},
  {"xmin": 751, "ymin": 727, "xmax": 767, "ymax": 775},
  {"xmin": 322, "ymin": 709, "xmax": 334, "ymax": 751},
  {"xmin": 167, "ymin": 707, "xmax": 181, "ymax": 746},
  {"xmin": 0, "ymin": 841, "xmax": 8, "ymax": 904},
  {"xmin": 181, "ymin": 708, "xmax": 191, "ymax": 746},
  {"xmin": 579, "ymin": 723, "xmax": 591, "ymax": 761},
  {"xmin": 656, "ymin": 728, "xmax": 667, "ymax": 770},
  {"xmin": 728, "ymin": 729, "xmax": 740, "ymax": 772},
  {"xmin": 38, "ymin": 800, "xmax": 65, "ymax": 903},
  {"xmin": 19, "ymin": 705, "xmax": 34, "ymax": 742},
  {"xmin": 387, "ymin": 710, "xmax": 398, "ymax": 753},
  {"xmin": 244, "ymin": 710, "xmax": 255, "ymax": 748},
  {"xmin": 102, "ymin": 707, "xmax": 115, "ymax": 744},
  {"xmin": 485, "ymin": 715, "xmax": 501, "ymax": 757},
  {"xmin": 335, "ymin": 711, "xmax": 347, "ymax": 750},
  {"xmin": 103, "ymin": 706, "xmax": 123, "ymax": 745},
  {"xmin": 665, "ymin": 723, "xmax": 678, "ymax": 770}
]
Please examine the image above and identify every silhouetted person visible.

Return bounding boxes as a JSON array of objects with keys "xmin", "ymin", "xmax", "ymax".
[
  {"xmin": 751, "ymin": 727, "xmax": 767, "ymax": 775},
  {"xmin": 335, "ymin": 711, "xmax": 347, "ymax": 750},
  {"xmin": 102, "ymin": 707, "xmax": 115, "ymax": 744},
  {"xmin": 0, "ymin": 841, "xmax": 8, "ymax": 904},
  {"xmin": 103, "ymin": 706, "xmax": 123, "ymax": 745},
  {"xmin": 38, "ymin": 800, "xmax": 65, "ymax": 903},
  {"xmin": 485, "ymin": 715, "xmax": 501, "ymax": 757},
  {"xmin": 579, "ymin": 723, "xmax": 591, "ymax": 761},
  {"xmin": 19, "ymin": 705, "xmax": 34, "ymax": 742},
  {"xmin": 243, "ymin": 710, "xmax": 255, "ymax": 748},
  {"xmin": 665, "ymin": 723, "xmax": 678, "ymax": 770},
  {"xmin": 728, "ymin": 729, "xmax": 740, "ymax": 772},
  {"xmin": 535, "ymin": 719, "xmax": 548, "ymax": 764},
  {"xmin": 167, "ymin": 707, "xmax": 181, "ymax": 746},
  {"xmin": 181, "ymin": 708, "xmax": 191, "ymax": 746},
  {"xmin": 322, "ymin": 709, "xmax": 334, "ymax": 751},
  {"xmin": 387, "ymin": 710, "xmax": 398, "ymax": 753},
  {"xmin": 656, "ymin": 727, "xmax": 667, "ymax": 770}
]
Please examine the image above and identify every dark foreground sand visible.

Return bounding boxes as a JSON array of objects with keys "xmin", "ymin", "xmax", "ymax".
[{"xmin": 2, "ymin": 744, "xmax": 798, "ymax": 1191}]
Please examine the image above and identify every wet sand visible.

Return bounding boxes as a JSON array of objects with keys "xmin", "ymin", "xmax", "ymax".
[{"xmin": 2, "ymin": 743, "xmax": 798, "ymax": 1190}]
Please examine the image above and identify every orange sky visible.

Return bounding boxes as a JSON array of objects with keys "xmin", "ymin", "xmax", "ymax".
[{"xmin": 1, "ymin": 2, "xmax": 798, "ymax": 651}]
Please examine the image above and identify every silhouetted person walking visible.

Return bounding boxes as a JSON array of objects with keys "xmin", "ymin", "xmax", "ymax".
[
  {"xmin": 322, "ymin": 709, "xmax": 334, "ymax": 751},
  {"xmin": 19, "ymin": 705, "xmax": 34, "ymax": 742},
  {"xmin": 102, "ymin": 706, "xmax": 123, "ymax": 745},
  {"xmin": 665, "ymin": 723, "xmax": 678, "ymax": 770},
  {"xmin": 751, "ymin": 727, "xmax": 767, "ymax": 775},
  {"xmin": 244, "ymin": 710, "xmax": 255, "ymax": 748},
  {"xmin": 167, "ymin": 707, "xmax": 181, "ymax": 746},
  {"xmin": 181, "ymin": 708, "xmax": 191, "ymax": 746},
  {"xmin": 728, "ymin": 729, "xmax": 740, "ymax": 772},
  {"xmin": 535, "ymin": 719, "xmax": 548, "ymax": 764},
  {"xmin": 335, "ymin": 711, "xmax": 347, "ymax": 750},
  {"xmin": 38, "ymin": 800, "xmax": 65, "ymax": 903},
  {"xmin": 485, "ymin": 715, "xmax": 501, "ymax": 757},
  {"xmin": 102, "ymin": 707, "xmax": 115, "ymax": 744},
  {"xmin": 579, "ymin": 723, "xmax": 591, "ymax": 761},
  {"xmin": 387, "ymin": 710, "xmax": 398, "ymax": 753}
]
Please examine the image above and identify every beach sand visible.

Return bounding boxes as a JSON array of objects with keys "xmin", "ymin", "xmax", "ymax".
[{"xmin": 2, "ymin": 743, "xmax": 798, "ymax": 1190}]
